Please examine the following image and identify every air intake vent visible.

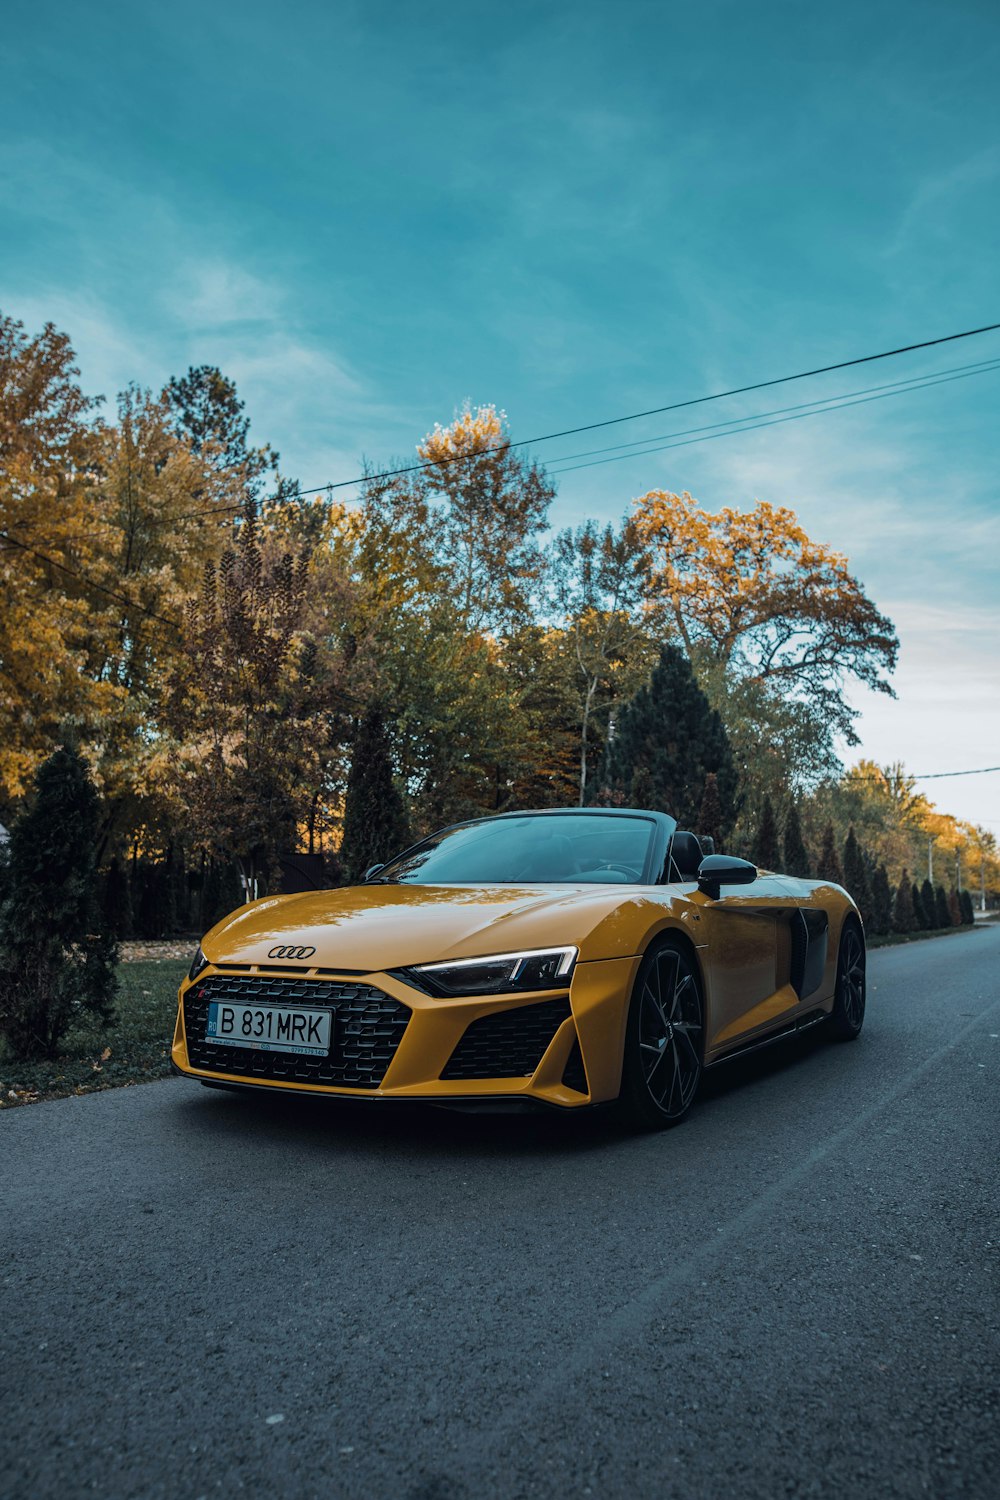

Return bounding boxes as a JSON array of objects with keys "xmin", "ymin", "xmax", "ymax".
[{"xmin": 441, "ymin": 997, "xmax": 570, "ymax": 1080}]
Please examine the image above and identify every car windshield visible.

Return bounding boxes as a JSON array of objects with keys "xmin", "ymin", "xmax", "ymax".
[{"xmin": 373, "ymin": 813, "xmax": 659, "ymax": 885}]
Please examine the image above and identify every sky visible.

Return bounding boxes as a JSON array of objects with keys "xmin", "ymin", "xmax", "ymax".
[{"xmin": 2, "ymin": 0, "xmax": 998, "ymax": 829}]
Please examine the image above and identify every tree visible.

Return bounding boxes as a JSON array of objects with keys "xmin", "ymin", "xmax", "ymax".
[
  {"xmin": 818, "ymin": 823, "xmax": 843, "ymax": 885},
  {"xmin": 164, "ymin": 364, "xmax": 278, "ymax": 496},
  {"xmin": 597, "ymin": 643, "xmax": 738, "ymax": 834},
  {"xmin": 783, "ymin": 802, "xmax": 811, "ymax": 877},
  {"xmin": 416, "ymin": 404, "xmax": 554, "ymax": 636},
  {"xmin": 634, "ymin": 489, "xmax": 898, "ymax": 746},
  {"xmin": 871, "ymin": 865, "xmax": 893, "ymax": 934},
  {"xmin": 842, "ymin": 826, "xmax": 872, "ymax": 926},
  {"xmin": 754, "ymin": 796, "xmax": 781, "ymax": 871},
  {"xmin": 340, "ymin": 704, "xmax": 410, "ymax": 881},
  {"xmin": 947, "ymin": 890, "xmax": 962, "ymax": 927},
  {"xmin": 920, "ymin": 878, "xmax": 936, "ymax": 930},
  {"xmin": 959, "ymin": 889, "xmax": 975, "ymax": 925},
  {"xmin": 911, "ymin": 881, "xmax": 928, "ymax": 931},
  {"xmin": 934, "ymin": 884, "xmax": 950, "ymax": 930},
  {"xmin": 0, "ymin": 745, "xmax": 117, "ymax": 1057},
  {"xmin": 549, "ymin": 517, "xmax": 653, "ymax": 804},
  {"xmin": 102, "ymin": 855, "xmax": 132, "ymax": 940},
  {"xmin": 698, "ymin": 772, "xmax": 723, "ymax": 851},
  {"xmin": 892, "ymin": 872, "xmax": 916, "ymax": 934}
]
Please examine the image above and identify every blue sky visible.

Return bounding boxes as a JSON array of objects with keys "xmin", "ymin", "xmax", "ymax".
[{"xmin": 3, "ymin": 0, "xmax": 998, "ymax": 828}]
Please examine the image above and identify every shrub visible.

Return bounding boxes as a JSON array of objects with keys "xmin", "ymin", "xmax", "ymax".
[{"xmin": 0, "ymin": 746, "xmax": 118, "ymax": 1059}]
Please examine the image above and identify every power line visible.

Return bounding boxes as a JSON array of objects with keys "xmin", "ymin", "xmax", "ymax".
[
  {"xmin": 547, "ymin": 360, "xmax": 1000, "ymax": 475},
  {"xmin": 543, "ymin": 356, "xmax": 1000, "ymax": 471},
  {"xmin": 0, "ymin": 530, "xmax": 182, "ymax": 632},
  {"xmin": 174, "ymin": 318, "xmax": 1000, "ymax": 519},
  {"xmin": 846, "ymin": 766, "xmax": 1000, "ymax": 781}
]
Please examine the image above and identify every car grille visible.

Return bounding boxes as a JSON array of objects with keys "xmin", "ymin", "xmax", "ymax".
[
  {"xmin": 183, "ymin": 973, "xmax": 410, "ymax": 1089},
  {"xmin": 440, "ymin": 996, "xmax": 570, "ymax": 1080}
]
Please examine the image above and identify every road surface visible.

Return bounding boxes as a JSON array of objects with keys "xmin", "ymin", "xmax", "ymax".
[{"xmin": 2, "ymin": 924, "xmax": 998, "ymax": 1499}]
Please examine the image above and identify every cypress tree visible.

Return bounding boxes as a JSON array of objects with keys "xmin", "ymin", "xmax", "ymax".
[
  {"xmin": 934, "ymin": 884, "xmax": 950, "ymax": 930},
  {"xmin": 871, "ymin": 864, "xmax": 893, "ymax": 934},
  {"xmin": 754, "ymin": 796, "xmax": 781, "ymax": 870},
  {"xmin": 959, "ymin": 889, "xmax": 975, "ymax": 925},
  {"xmin": 598, "ymin": 643, "xmax": 739, "ymax": 835},
  {"xmin": 911, "ymin": 881, "xmax": 928, "ymax": 931},
  {"xmin": 920, "ymin": 878, "xmax": 936, "ymax": 930},
  {"xmin": 698, "ymin": 772, "xmax": 723, "ymax": 852},
  {"xmin": 842, "ymin": 826, "xmax": 872, "ymax": 924},
  {"xmin": 892, "ymin": 870, "xmax": 916, "ymax": 934},
  {"xmin": 948, "ymin": 890, "xmax": 962, "ymax": 927},
  {"xmin": 783, "ymin": 802, "xmax": 811, "ymax": 877},
  {"xmin": 818, "ymin": 823, "xmax": 844, "ymax": 885},
  {"xmin": 341, "ymin": 704, "xmax": 411, "ymax": 882},
  {"xmin": 0, "ymin": 746, "xmax": 118, "ymax": 1058}
]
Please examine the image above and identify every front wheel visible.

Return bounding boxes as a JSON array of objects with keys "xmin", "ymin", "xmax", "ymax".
[
  {"xmin": 829, "ymin": 920, "xmax": 866, "ymax": 1041},
  {"xmin": 617, "ymin": 937, "xmax": 704, "ymax": 1131}
]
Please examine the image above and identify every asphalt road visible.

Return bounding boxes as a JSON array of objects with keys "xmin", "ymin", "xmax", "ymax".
[{"xmin": 2, "ymin": 925, "xmax": 998, "ymax": 1500}]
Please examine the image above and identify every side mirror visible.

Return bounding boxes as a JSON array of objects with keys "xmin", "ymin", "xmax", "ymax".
[
  {"xmin": 697, "ymin": 854, "xmax": 757, "ymax": 901},
  {"xmin": 363, "ymin": 863, "xmax": 385, "ymax": 881}
]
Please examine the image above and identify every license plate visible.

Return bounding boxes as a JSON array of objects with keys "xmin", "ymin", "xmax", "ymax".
[{"xmin": 204, "ymin": 1001, "xmax": 333, "ymax": 1056}]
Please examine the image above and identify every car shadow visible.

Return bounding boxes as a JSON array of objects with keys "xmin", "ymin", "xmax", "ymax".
[{"xmin": 178, "ymin": 1022, "xmax": 842, "ymax": 1160}]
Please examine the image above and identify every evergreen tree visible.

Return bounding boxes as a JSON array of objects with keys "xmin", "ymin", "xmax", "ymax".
[
  {"xmin": 920, "ymin": 878, "xmax": 936, "ymax": 930},
  {"xmin": 948, "ymin": 890, "xmax": 962, "ymax": 927},
  {"xmin": 892, "ymin": 870, "xmax": 916, "ymax": 934},
  {"xmin": 911, "ymin": 881, "xmax": 928, "ymax": 931},
  {"xmin": 818, "ymin": 823, "xmax": 844, "ymax": 885},
  {"xmin": 842, "ymin": 826, "xmax": 872, "ymax": 924},
  {"xmin": 959, "ymin": 889, "xmax": 975, "ymax": 925},
  {"xmin": 783, "ymin": 802, "xmax": 811, "ymax": 877},
  {"xmin": 871, "ymin": 864, "xmax": 893, "ymax": 935},
  {"xmin": 934, "ymin": 884, "xmax": 950, "ymax": 930},
  {"xmin": 754, "ymin": 795, "xmax": 781, "ymax": 870},
  {"xmin": 598, "ymin": 643, "xmax": 738, "ymax": 834},
  {"xmin": 341, "ymin": 704, "xmax": 411, "ymax": 882},
  {"xmin": 698, "ymin": 772, "xmax": 723, "ymax": 852},
  {"xmin": 0, "ymin": 746, "xmax": 118, "ymax": 1058}
]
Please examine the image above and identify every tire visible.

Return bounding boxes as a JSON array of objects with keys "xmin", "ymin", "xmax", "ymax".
[
  {"xmin": 617, "ymin": 936, "xmax": 704, "ymax": 1131},
  {"xmin": 828, "ymin": 919, "xmax": 866, "ymax": 1041}
]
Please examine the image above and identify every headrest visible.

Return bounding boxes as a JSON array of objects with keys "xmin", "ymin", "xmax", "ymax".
[{"xmin": 670, "ymin": 831, "xmax": 703, "ymax": 879}]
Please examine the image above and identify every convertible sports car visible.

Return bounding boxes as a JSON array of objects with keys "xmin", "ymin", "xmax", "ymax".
[{"xmin": 171, "ymin": 808, "xmax": 865, "ymax": 1129}]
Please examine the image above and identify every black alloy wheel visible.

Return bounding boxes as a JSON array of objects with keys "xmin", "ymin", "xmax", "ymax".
[
  {"xmin": 829, "ymin": 920, "xmax": 866, "ymax": 1041},
  {"xmin": 618, "ymin": 937, "xmax": 704, "ymax": 1131}
]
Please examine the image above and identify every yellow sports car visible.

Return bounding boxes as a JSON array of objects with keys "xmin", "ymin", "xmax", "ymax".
[{"xmin": 172, "ymin": 808, "xmax": 865, "ymax": 1129}]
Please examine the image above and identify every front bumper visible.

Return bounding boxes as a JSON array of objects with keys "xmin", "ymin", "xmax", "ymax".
[{"xmin": 171, "ymin": 957, "xmax": 638, "ymax": 1110}]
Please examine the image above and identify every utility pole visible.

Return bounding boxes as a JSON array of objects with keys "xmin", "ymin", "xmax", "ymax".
[
  {"xmin": 927, "ymin": 835, "xmax": 934, "ymax": 883},
  {"xmin": 982, "ymin": 848, "xmax": 988, "ymax": 914},
  {"xmin": 956, "ymin": 849, "xmax": 962, "ymax": 892}
]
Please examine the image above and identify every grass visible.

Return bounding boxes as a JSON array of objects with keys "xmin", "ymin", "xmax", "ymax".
[
  {"xmin": 867, "ymin": 922, "xmax": 982, "ymax": 949},
  {"xmin": 0, "ymin": 958, "xmax": 188, "ymax": 1109}
]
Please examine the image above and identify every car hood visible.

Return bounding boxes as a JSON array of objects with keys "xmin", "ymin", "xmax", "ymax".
[{"xmin": 202, "ymin": 882, "xmax": 650, "ymax": 970}]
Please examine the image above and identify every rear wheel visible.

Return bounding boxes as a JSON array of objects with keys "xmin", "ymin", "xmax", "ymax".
[
  {"xmin": 617, "ymin": 937, "xmax": 704, "ymax": 1131},
  {"xmin": 829, "ymin": 920, "xmax": 866, "ymax": 1041}
]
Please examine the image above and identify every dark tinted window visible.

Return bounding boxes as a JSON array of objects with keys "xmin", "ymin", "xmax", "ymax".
[{"xmin": 375, "ymin": 814, "xmax": 656, "ymax": 885}]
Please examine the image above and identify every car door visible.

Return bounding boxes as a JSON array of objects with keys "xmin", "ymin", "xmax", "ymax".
[{"xmin": 691, "ymin": 873, "xmax": 800, "ymax": 1058}]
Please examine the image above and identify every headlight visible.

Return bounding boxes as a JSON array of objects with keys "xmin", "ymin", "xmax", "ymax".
[
  {"xmin": 188, "ymin": 944, "xmax": 209, "ymax": 983},
  {"xmin": 406, "ymin": 946, "xmax": 578, "ymax": 997}
]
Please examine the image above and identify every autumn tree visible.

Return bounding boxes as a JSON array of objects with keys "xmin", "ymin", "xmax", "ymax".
[
  {"xmin": 165, "ymin": 507, "xmax": 329, "ymax": 893},
  {"xmin": 598, "ymin": 643, "xmax": 738, "ymax": 834},
  {"xmin": 549, "ymin": 516, "xmax": 653, "ymax": 804},
  {"xmin": 340, "ymin": 704, "xmax": 411, "ymax": 881},
  {"xmin": 783, "ymin": 802, "xmax": 811, "ymax": 877},
  {"xmin": 416, "ymin": 404, "xmax": 554, "ymax": 635},
  {"xmin": 0, "ymin": 745, "xmax": 117, "ymax": 1057},
  {"xmin": 633, "ymin": 490, "xmax": 898, "ymax": 748}
]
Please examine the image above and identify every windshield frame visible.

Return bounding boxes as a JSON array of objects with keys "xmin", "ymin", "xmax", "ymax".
[{"xmin": 369, "ymin": 808, "xmax": 678, "ymax": 887}]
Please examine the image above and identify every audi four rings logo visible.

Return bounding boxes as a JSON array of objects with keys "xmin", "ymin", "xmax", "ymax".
[{"xmin": 267, "ymin": 944, "xmax": 317, "ymax": 960}]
